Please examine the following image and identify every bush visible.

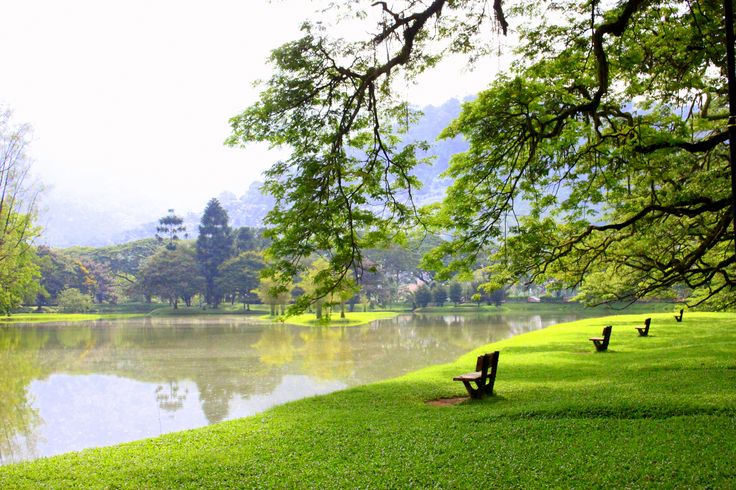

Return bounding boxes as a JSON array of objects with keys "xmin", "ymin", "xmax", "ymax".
[
  {"xmin": 432, "ymin": 285, "xmax": 447, "ymax": 306},
  {"xmin": 414, "ymin": 286, "xmax": 432, "ymax": 308},
  {"xmin": 57, "ymin": 288, "xmax": 93, "ymax": 313}
]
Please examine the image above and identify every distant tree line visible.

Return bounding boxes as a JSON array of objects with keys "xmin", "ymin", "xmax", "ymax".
[{"xmin": 28, "ymin": 197, "xmax": 520, "ymax": 315}]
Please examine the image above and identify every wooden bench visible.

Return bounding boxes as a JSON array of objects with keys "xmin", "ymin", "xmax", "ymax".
[
  {"xmin": 589, "ymin": 325, "xmax": 612, "ymax": 352},
  {"xmin": 635, "ymin": 318, "xmax": 652, "ymax": 337},
  {"xmin": 453, "ymin": 351, "xmax": 499, "ymax": 399},
  {"xmin": 674, "ymin": 309, "xmax": 684, "ymax": 322}
]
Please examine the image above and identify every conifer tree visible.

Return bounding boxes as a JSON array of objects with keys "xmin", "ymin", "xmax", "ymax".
[
  {"xmin": 155, "ymin": 209, "xmax": 186, "ymax": 250},
  {"xmin": 196, "ymin": 198, "xmax": 233, "ymax": 306}
]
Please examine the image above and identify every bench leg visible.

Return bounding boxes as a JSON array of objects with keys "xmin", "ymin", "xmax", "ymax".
[
  {"xmin": 482, "ymin": 378, "xmax": 495, "ymax": 397},
  {"xmin": 461, "ymin": 379, "xmax": 495, "ymax": 399},
  {"xmin": 461, "ymin": 380, "xmax": 482, "ymax": 399}
]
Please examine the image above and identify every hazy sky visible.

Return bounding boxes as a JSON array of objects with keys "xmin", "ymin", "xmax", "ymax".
[{"xmin": 0, "ymin": 0, "xmax": 504, "ymax": 231}]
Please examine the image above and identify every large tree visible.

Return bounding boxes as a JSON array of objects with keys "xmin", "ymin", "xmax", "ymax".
[
  {"xmin": 196, "ymin": 198, "xmax": 233, "ymax": 307},
  {"xmin": 139, "ymin": 245, "xmax": 204, "ymax": 308},
  {"xmin": 35, "ymin": 246, "xmax": 81, "ymax": 309},
  {"xmin": 229, "ymin": 0, "xmax": 736, "ymax": 308},
  {"xmin": 0, "ymin": 108, "xmax": 42, "ymax": 314},
  {"xmin": 216, "ymin": 251, "xmax": 265, "ymax": 310}
]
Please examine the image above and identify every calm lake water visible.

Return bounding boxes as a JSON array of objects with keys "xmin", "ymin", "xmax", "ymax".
[{"xmin": 0, "ymin": 311, "xmax": 596, "ymax": 465}]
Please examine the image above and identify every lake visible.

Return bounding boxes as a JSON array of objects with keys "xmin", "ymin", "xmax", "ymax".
[{"xmin": 0, "ymin": 311, "xmax": 594, "ymax": 464}]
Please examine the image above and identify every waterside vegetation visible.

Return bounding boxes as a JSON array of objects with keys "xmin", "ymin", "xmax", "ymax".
[
  {"xmin": 0, "ymin": 313, "xmax": 146, "ymax": 324},
  {"xmin": 1, "ymin": 312, "xmax": 733, "ymax": 487},
  {"xmin": 263, "ymin": 310, "xmax": 399, "ymax": 327}
]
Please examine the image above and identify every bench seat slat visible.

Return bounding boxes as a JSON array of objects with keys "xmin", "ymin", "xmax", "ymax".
[{"xmin": 453, "ymin": 371, "xmax": 483, "ymax": 381}]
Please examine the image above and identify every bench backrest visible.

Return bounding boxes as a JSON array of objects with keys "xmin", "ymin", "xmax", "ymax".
[
  {"xmin": 644, "ymin": 318, "xmax": 651, "ymax": 327},
  {"xmin": 475, "ymin": 351, "xmax": 500, "ymax": 378},
  {"xmin": 601, "ymin": 325, "xmax": 612, "ymax": 348}
]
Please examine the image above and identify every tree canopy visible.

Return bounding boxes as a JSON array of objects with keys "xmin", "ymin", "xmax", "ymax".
[
  {"xmin": 156, "ymin": 209, "xmax": 187, "ymax": 250},
  {"xmin": 0, "ymin": 108, "xmax": 41, "ymax": 314},
  {"xmin": 196, "ymin": 198, "xmax": 234, "ymax": 306},
  {"xmin": 229, "ymin": 0, "xmax": 736, "ymax": 309}
]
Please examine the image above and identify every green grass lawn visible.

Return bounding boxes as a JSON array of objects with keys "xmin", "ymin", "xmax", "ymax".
[{"xmin": 1, "ymin": 312, "xmax": 734, "ymax": 488}]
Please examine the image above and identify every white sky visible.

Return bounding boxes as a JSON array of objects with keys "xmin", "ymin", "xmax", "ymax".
[{"xmin": 0, "ymin": 0, "xmax": 505, "ymax": 230}]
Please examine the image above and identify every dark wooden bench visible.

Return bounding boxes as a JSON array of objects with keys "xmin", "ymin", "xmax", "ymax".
[
  {"xmin": 635, "ymin": 318, "xmax": 652, "ymax": 337},
  {"xmin": 674, "ymin": 309, "xmax": 684, "ymax": 322},
  {"xmin": 453, "ymin": 351, "xmax": 499, "ymax": 399},
  {"xmin": 589, "ymin": 325, "xmax": 612, "ymax": 352}
]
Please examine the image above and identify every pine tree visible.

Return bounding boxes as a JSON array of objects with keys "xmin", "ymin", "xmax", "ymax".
[
  {"xmin": 196, "ymin": 199, "xmax": 233, "ymax": 306},
  {"xmin": 155, "ymin": 209, "xmax": 186, "ymax": 250}
]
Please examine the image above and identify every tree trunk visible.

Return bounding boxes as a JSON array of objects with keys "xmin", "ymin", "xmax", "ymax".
[{"xmin": 725, "ymin": 0, "xmax": 736, "ymax": 253}]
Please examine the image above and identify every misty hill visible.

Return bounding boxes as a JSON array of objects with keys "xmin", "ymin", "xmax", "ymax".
[{"xmin": 39, "ymin": 99, "xmax": 468, "ymax": 248}]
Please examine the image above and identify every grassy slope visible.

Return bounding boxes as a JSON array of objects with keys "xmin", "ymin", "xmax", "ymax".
[
  {"xmin": 1, "ymin": 312, "xmax": 734, "ymax": 488},
  {"xmin": 0, "ymin": 313, "xmax": 145, "ymax": 324}
]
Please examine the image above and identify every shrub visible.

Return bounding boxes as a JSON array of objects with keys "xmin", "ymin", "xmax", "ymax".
[{"xmin": 57, "ymin": 288, "xmax": 93, "ymax": 313}]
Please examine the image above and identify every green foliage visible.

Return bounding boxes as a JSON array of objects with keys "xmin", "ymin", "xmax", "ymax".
[
  {"xmin": 216, "ymin": 251, "xmax": 265, "ymax": 309},
  {"xmin": 155, "ymin": 209, "xmax": 187, "ymax": 250},
  {"xmin": 233, "ymin": 227, "xmax": 269, "ymax": 253},
  {"xmin": 77, "ymin": 258, "xmax": 117, "ymax": 304},
  {"xmin": 227, "ymin": 17, "xmax": 439, "ymax": 306},
  {"xmin": 196, "ymin": 199, "xmax": 233, "ymax": 306},
  {"xmin": 0, "ymin": 241, "xmax": 41, "ymax": 316},
  {"xmin": 36, "ymin": 246, "xmax": 75, "ymax": 306},
  {"xmin": 62, "ymin": 239, "xmax": 160, "ymax": 276},
  {"xmin": 56, "ymin": 288, "xmax": 93, "ymax": 313},
  {"xmin": 1, "ymin": 312, "xmax": 734, "ymax": 487},
  {"xmin": 227, "ymin": 0, "xmax": 736, "ymax": 310},
  {"xmin": 298, "ymin": 258, "xmax": 359, "ymax": 320},
  {"xmin": 414, "ymin": 285, "xmax": 432, "ymax": 308},
  {"xmin": 449, "ymin": 282, "xmax": 463, "ymax": 305},
  {"xmin": 431, "ymin": 0, "xmax": 736, "ymax": 308},
  {"xmin": 256, "ymin": 276, "xmax": 291, "ymax": 316},
  {"xmin": 432, "ymin": 284, "xmax": 447, "ymax": 306},
  {"xmin": 139, "ymin": 245, "xmax": 204, "ymax": 308},
  {"xmin": 0, "ymin": 108, "xmax": 42, "ymax": 315}
]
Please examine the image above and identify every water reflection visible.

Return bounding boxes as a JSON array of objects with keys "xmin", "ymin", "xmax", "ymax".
[
  {"xmin": 156, "ymin": 381, "xmax": 188, "ymax": 412},
  {"xmin": 0, "ymin": 311, "xmax": 593, "ymax": 464}
]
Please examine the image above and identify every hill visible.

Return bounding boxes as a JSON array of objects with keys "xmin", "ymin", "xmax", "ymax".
[{"xmin": 38, "ymin": 99, "xmax": 467, "ymax": 248}]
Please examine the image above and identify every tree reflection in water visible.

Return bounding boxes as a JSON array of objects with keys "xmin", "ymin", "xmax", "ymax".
[
  {"xmin": 155, "ymin": 381, "xmax": 188, "ymax": 412},
  {"xmin": 0, "ymin": 327, "xmax": 46, "ymax": 464}
]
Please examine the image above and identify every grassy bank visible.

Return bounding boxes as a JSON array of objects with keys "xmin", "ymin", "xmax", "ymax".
[
  {"xmin": 0, "ymin": 313, "xmax": 146, "ymax": 324},
  {"xmin": 1, "ymin": 312, "xmax": 734, "ymax": 488},
  {"xmin": 415, "ymin": 301, "xmax": 680, "ymax": 315},
  {"xmin": 262, "ymin": 310, "xmax": 400, "ymax": 327}
]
